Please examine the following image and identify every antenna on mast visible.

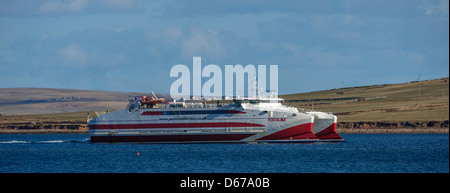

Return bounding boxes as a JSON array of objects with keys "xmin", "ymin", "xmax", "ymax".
[{"xmin": 150, "ymin": 91, "xmax": 158, "ymax": 100}]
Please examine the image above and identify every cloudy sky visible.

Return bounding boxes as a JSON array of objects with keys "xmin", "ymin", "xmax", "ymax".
[{"xmin": 0, "ymin": 0, "xmax": 448, "ymax": 95}]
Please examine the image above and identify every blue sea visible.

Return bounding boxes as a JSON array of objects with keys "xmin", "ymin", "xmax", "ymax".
[{"xmin": 0, "ymin": 134, "xmax": 448, "ymax": 173}]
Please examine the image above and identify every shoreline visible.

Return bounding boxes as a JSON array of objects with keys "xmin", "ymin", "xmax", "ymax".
[
  {"xmin": 0, "ymin": 129, "xmax": 89, "ymax": 134},
  {"xmin": 336, "ymin": 128, "xmax": 448, "ymax": 134},
  {"xmin": 0, "ymin": 128, "xmax": 448, "ymax": 134}
]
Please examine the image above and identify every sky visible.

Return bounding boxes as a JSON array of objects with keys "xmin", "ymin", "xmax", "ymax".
[{"xmin": 0, "ymin": 0, "xmax": 448, "ymax": 95}]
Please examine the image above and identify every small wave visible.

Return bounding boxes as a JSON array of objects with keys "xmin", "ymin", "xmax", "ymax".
[
  {"xmin": 36, "ymin": 139, "xmax": 91, "ymax": 144},
  {"xmin": 0, "ymin": 140, "xmax": 31, "ymax": 144},
  {"xmin": 36, "ymin": 140, "xmax": 66, "ymax": 143},
  {"xmin": 0, "ymin": 139, "xmax": 90, "ymax": 144}
]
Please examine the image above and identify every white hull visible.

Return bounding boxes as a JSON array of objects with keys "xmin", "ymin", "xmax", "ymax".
[{"xmin": 89, "ymin": 97, "xmax": 342, "ymax": 143}]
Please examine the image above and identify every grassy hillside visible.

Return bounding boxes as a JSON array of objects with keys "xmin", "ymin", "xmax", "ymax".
[
  {"xmin": 0, "ymin": 78, "xmax": 448, "ymax": 130},
  {"xmin": 0, "ymin": 88, "xmax": 148, "ymax": 115},
  {"xmin": 281, "ymin": 77, "xmax": 449, "ymax": 122}
]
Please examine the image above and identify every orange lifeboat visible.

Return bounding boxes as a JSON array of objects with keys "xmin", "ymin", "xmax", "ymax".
[{"xmin": 141, "ymin": 96, "xmax": 165, "ymax": 105}]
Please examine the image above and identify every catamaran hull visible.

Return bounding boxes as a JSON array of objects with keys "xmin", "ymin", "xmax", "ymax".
[
  {"xmin": 307, "ymin": 112, "xmax": 344, "ymax": 142},
  {"xmin": 89, "ymin": 122, "xmax": 318, "ymax": 143},
  {"xmin": 90, "ymin": 133, "xmax": 319, "ymax": 143},
  {"xmin": 89, "ymin": 111, "xmax": 318, "ymax": 143}
]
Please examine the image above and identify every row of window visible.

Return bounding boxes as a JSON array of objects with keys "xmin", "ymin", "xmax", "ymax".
[{"xmin": 161, "ymin": 110, "xmax": 234, "ymax": 115}]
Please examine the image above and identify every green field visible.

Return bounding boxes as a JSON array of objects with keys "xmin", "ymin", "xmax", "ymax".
[{"xmin": 281, "ymin": 77, "xmax": 449, "ymax": 122}]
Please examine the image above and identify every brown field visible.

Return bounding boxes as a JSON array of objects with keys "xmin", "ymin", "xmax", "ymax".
[
  {"xmin": 0, "ymin": 78, "xmax": 448, "ymax": 133},
  {"xmin": 0, "ymin": 88, "xmax": 147, "ymax": 115}
]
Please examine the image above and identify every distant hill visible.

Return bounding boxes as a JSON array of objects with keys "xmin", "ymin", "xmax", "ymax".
[
  {"xmin": 0, "ymin": 78, "xmax": 448, "ymax": 133},
  {"xmin": 281, "ymin": 77, "xmax": 449, "ymax": 122},
  {"xmin": 1, "ymin": 77, "xmax": 448, "ymax": 123},
  {"xmin": 0, "ymin": 88, "xmax": 150, "ymax": 115}
]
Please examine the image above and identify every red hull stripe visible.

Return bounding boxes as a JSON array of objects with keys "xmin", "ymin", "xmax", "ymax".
[
  {"xmin": 315, "ymin": 123, "xmax": 343, "ymax": 140},
  {"xmin": 257, "ymin": 122, "xmax": 318, "ymax": 140},
  {"xmin": 89, "ymin": 122, "xmax": 265, "ymax": 130},
  {"xmin": 91, "ymin": 134, "xmax": 255, "ymax": 143}
]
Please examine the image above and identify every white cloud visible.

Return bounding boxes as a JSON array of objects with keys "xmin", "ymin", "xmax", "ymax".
[
  {"xmin": 40, "ymin": 0, "xmax": 88, "ymax": 13},
  {"xmin": 337, "ymin": 31, "xmax": 361, "ymax": 40},
  {"xmin": 179, "ymin": 24, "xmax": 227, "ymax": 60},
  {"xmin": 58, "ymin": 43, "xmax": 87, "ymax": 67},
  {"xmin": 1, "ymin": 1, "xmax": 447, "ymax": 94},
  {"xmin": 99, "ymin": 0, "xmax": 137, "ymax": 10},
  {"xmin": 343, "ymin": 15, "xmax": 353, "ymax": 24},
  {"xmin": 0, "ymin": 0, "xmax": 139, "ymax": 16},
  {"xmin": 146, "ymin": 27, "xmax": 182, "ymax": 48},
  {"xmin": 282, "ymin": 43, "xmax": 305, "ymax": 54},
  {"xmin": 422, "ymin": 0, "xmax": 449, "ymax": 17}
]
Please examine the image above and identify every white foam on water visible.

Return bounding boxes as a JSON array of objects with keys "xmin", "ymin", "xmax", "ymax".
[
  {"xmin": 37, "ymin": 140, "xmax": 66, "ymax": 143},
  {"xmin": 0, "ymin": 139, "xmax": 89, "ymax": 144},
  {"xmin": 0, "ymin": 140, "xmax": 31, "ymax": 144}
]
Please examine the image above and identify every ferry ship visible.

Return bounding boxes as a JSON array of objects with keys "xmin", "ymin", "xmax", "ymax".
[{"xmin": 88, "ymin": 93, "xmax": 343, "ymax": 143}]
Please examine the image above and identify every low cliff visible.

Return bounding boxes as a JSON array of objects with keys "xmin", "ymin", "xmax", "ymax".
[
  {"xmin": 337, "ymin": 120, "xmax": 449, "ymax": 134},
  {"xmin": 338, "ymin": 120, "xmax": 449, "ymax": 129},
  {"xmin": 0, "ymin": 121, "xmax": 88, "ymax": 134}
]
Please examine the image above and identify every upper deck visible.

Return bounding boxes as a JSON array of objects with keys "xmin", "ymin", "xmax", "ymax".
[{"xmin": 130, "ymin": 96, "xmax": 284, "ymax": 110}]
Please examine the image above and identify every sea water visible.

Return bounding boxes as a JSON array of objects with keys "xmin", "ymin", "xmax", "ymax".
[{"xmin": 0, "ymin": 134, "xmax": 448, "ymax": 173}]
